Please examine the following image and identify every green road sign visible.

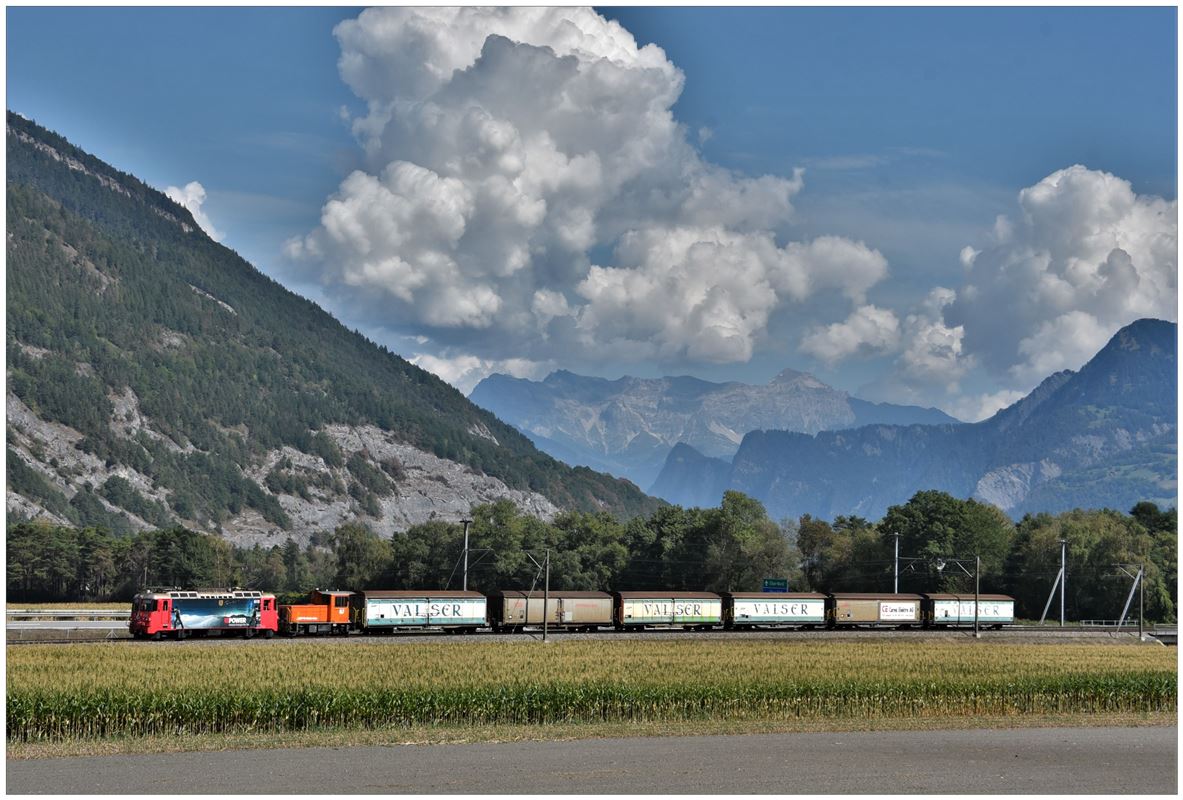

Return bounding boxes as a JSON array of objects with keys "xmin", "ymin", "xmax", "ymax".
[{"xmin": 762, "ymin": 578, "xmax": 788, "ymax": 593}]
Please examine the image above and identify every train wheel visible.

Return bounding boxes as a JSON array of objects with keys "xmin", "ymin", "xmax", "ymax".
[
  {"xmin": 151, "ymin": 631, "xmax": 162, "ymax": 641},
  {"xmin": 264, "ymin": 629, "xmax": 275, "ymax": 639},
  {"xmin": 175, "ymin": 630, "xmax": 188, "ymax": 641},
  {"xmin": 244, "ymin": 629, "xmax": 255, "ymax": 640}
]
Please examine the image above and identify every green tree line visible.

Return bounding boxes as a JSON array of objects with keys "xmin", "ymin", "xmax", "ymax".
[
  {"xmin": 6, "ymin": 491, "xmax": 1176, "ymax": 622},
  {"xmin": 794, "ymin": 492, "xmax": 1176, "ymax": 622},
  {"xmin": 6, "ymin": 491, "xmax": 791, "ymax": 602}
]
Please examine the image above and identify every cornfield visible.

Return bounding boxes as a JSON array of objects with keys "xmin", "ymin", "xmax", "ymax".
[{"xmin": 7, "ymin": 640, "xmax": 1175, "ymax": 742}]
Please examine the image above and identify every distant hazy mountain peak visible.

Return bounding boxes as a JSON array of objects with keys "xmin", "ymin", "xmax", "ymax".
[
  {"xmin": 1115, "ymin": 317, "xmax": 1173, "ymax": 351},
  {"xmin": 652, "ymin": 317, "xmax": 1176, "ymax": 518},
  {"xmin": 470, "ymin": 365, "xmax": 963, "ymax": 491},
  {"xmin": 770, "ymin": 367, "xmax": 830, "ymax": 391},
  {"xmin": 988, "ymin": 369, "xmax": 1075, "ymax": 429}
]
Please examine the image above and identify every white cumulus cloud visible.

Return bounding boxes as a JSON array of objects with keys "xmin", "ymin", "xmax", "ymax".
[
  {"xmin": 855, "ymin": 287, "xmax": 974, "ymax": 411},
  {"xmin": 572, "ymin": 228, "xmax": 888, "ymax": 363},
  {"xmin": 946, "ymin": 165, "xmax": 1176, "ymax": 381},
  {"xmin": 862, "ymin": 165, "xmax": 1175, "ymax": 419},
  {"xmin": 898, "ymin": 287, "xmax": 972, "ymax": 389},
  {"xmin": 944, "ymin": 389, "xmax": 1028, "ymax": 424},
  {"xmin": 286, "ymin": 7, "xmax": 885, "ymax": 367},
  {"xmin": 410, "ymin": 352, "xmax": 552, "ymax": 395},
  {"xmin": 165, "ymin": 181, "xmax": 223, "ymax": 242},
  {"xmin": 799, "ymin": 304, "xmax": 900, "ymax": 364},
  {"xmin": 1011, "ymin": 310, "xmax": 1112, "ymax": 385}
]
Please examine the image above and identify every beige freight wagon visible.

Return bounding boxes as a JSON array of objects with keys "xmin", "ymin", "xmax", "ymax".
[
  {"xmin": 486, "ymin": 590, "xmax": 613, "ymax": 632},
  {"xmin": 830, "ymin": 593, "xmax": 923, "ymax": 627}
]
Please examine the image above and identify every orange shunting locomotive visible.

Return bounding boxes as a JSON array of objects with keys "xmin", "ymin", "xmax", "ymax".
[{"xmin": 278, "ymin": 589, "xmax": 353, "ymax": 636}]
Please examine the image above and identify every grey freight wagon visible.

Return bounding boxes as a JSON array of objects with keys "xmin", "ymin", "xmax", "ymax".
[{"xmin": 486, "ymin": 590, "xmax": 613, "ymax": 632}]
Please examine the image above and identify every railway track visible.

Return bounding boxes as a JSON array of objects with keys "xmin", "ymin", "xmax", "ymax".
[{"xmin": 6, "ymin": 621, "xmax": 1166, "ymax": 646}]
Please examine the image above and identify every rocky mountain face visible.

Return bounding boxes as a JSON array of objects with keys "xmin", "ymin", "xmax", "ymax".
[
  {"xmin": 5, "ymin": 113, "xmax": 657, "ymax": 546},
  {"xmin": 652, "ymin": 319, "xmax": 1177, "ymax": 520},
  {"xmin": 469, "ymin": 369, "xmax": 956, "ymax": 491},
  {"xmin": 7, "ymin": 389, "xmax": 559, "ymax": 549}
]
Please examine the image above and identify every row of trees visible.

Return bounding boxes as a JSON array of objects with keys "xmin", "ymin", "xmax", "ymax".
[
  {"xmin": 6, "ymin": 491, "xmax": 1177, "ymax": 621},
  {"xmin": 793, "ymin": 493, "xmax": 1176, "ymax": 622},
  {"xmin": 5, "ymin": 492, "xmax": 791, "ymax": 603},
  {"xmin": 6, "ymin": 523, "xmax": 338, "ymax": 603}
]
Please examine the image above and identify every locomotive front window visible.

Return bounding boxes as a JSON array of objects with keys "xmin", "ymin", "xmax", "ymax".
[{"xmin": 334, "ymin": 596, "xmax": 349, "ymax": 608}]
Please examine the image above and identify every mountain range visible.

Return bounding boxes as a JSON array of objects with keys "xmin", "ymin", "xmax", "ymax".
[
  {"xmin": 8, "ymin": 112, "xmax": 1174, "ymax": 543},
  {"xmin": 5, "ymin": 112, "xmax": 658, "ymax": 546},
  {"xmin": 651, "ymin": 318, "xmax": 1177, "ymax": 520},
  {"xmin": 469, "ymin": 369, "xmax": 956, "ymax": 490}
]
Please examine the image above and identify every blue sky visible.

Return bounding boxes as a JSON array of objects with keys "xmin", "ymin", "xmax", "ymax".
[{"xmin": 7, "ymin": 7, "xmax": 1177, "ymax": 420}]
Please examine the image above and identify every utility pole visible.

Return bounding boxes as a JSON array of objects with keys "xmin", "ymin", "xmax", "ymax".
[
  {"xmin": 543, "ymin": 549, "xmax": 550, "ymax": 643},
  {"xmin": 935, "ymin": 556, "xmax": 980, "ymax": 637},
  {"xmin": 1038, "ymin": 568, "xmax": 1061, "ymax": 625},
  {"xmin": 1139, "ymin": 563, "xmax": 1144, "ymax": 639},
  {"xmin": 460, "ymin": 519, "xmax": 472, "ymax": 591},
  {"xmin": 1059, "ymin": 538, "xmax": 1067, "ymax": 627},
  {"xmin": 892, "ymin": 532, "xmax": 901, "ymax": 593},
  {"xmin": 1116, "ymin": 564, "xmax": 1144, "ymax": 635},
  {"xmin": 974, "ymin": 554, "xmax": 980, "ymax": 639},
  {"xmin": 523, "ymin": 549, "xmax": 553, "ymax": 643}
]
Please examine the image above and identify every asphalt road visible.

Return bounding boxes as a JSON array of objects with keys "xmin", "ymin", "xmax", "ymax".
[{"xmin": 7, "ymin": 726, "xmax": 1176, "ymax": 794}]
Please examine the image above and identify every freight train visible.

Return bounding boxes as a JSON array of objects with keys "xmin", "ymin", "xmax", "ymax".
[{"xmin": 129, "ymin": 587, "xmax": 1015, "ymax": 640}]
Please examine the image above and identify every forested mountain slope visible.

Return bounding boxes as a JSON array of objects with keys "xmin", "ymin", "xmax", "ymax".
[
  {"xmin": 5, "ymin": 112, "xmax": 658, "ymax": 544},
  {"xmin": 653, "ymin": 319, "xmax": 1177, "ymax": 520}
]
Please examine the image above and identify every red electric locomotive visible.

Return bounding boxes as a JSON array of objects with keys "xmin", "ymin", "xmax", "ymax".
[{"xmin": 129, "ymin": 588, "xmax": 278, "ymax": 640}]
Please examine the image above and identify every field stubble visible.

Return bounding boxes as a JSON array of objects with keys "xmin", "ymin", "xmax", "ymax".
[{"xmin": 7, "ymin": 639, "xmax": 1175, "ymax": 745}]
